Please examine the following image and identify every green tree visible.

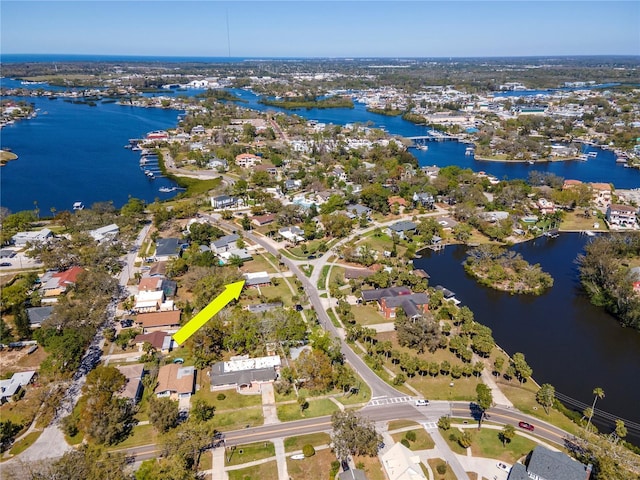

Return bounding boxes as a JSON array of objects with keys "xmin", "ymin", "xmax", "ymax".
[
  {"xmin": 190, "ymin": 399, "xmax": 215, "ymax": 423},
  {"xmin": 613, "ymin": 419, "xmax": 627, "ymax": 444},
  {"xmin": 536, "ymin": 383, "xmax": 556, "ymax": 415},
  {"xmin": 331, "ymin": 411, "xmax": 382, "ymax": 461},
  {"xmin": 499, "ymin": 424, "xmax": 515, "ymax": 447},
  {"xmin": 149, "ymin": 396, "xmax": 180, "ymax": 433},
  {"xmin": 475, "ymin": 383, "xmax": 493, "ymax": 429},
  {"xmin": 586, "ymin": 387, "xmax": 605, "ymax": 432}
]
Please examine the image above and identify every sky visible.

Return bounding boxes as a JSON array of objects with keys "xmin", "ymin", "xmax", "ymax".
[{"xmin": 1, "ymin": 1, "xmax": 639, "ymax": 58}]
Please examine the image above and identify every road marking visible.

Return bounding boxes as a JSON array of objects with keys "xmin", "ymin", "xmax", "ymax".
[
  {"xmin": 422, "ymin": 422, "xmax": 438, "ymax": 429},
  {"xmin": 226, "ymin": 420, "xmax": 333, "ymax": 442},
  {"xmin": 367, "ymin": 396, "xmax": 412, "ymax": 406}
]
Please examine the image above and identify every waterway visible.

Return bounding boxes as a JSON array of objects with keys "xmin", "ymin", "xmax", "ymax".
[
  {"xmin": 0, "ymin": 94, "xmax": 182, "ymax": 214},
  {"xmin": 414, "ymin": 233, "xmax": 640, "ymax": 442}
]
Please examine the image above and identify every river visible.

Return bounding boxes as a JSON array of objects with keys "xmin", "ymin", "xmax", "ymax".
[{"xmin": 414, "ymin": 233, "xmax": 640, "ymax": 442}]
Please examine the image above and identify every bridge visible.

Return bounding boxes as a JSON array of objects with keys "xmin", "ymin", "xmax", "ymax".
[{"xmin": 407, "ymin": 132, "xmax": 458, "ymax": 144}]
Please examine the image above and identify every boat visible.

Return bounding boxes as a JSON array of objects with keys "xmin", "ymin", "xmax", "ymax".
[
  {"xmin": 587, "ymin": 151, "xmax": 597, "ymax": 158},
  {"xmin": 465, "ymin": 147, "xmax": 474, "ymax": 156},
  {"xmin": 578, "ymin": 154, "xmax": 588, "ymax": 161},
  {"xmin": 72, "ymin": 202, "xmax": 85, "ymax": 211},
  {"xmin": 144, "ymin": 170, "xmax": 155, "ymax": 178},
  {"xmin": 418, "ymin": 145, "xmax": 428, "ymax": 151},
  {"xmin": 159, "ymin": 186, "xmax": 177, "ymax": 193},
  {"xmin": 528, "ymin": 160, "xmax": 535, "ymax": 165}
]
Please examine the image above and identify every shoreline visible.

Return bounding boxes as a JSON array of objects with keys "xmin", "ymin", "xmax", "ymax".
[
  {"xmin": 0, "ymin": 150, "xmax": 18, "ymax": 166},
  {"xmin": 473, "ymin": 154, "xmax": 584, "ymax": 164}
]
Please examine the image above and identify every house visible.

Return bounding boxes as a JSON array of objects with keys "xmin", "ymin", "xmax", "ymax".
[
  {"xmin": 386, "ymin": 221, "xmax": 417, "ymax": 239},
  {"xmin": 155, "ymin": 364, "xmax": 195, "ymax": 400},
  {"xmin": 133, "ymin": 331, "xmax": 174, "ymax": 353},
  {"xmin": 279, "ymin": 226, "xmax": 305, "ymax": 243},
  {"xmin": 115, "ymin": 364, "xmax": 145, "ymax": 404},
  {"xmin": 210, "ymin": 355, "xmax": 280, "ymax": 390},
  {"xmin": 388, "ymin": 196, "xmax": 407, "ymax": 208},
  {"xmin": 381, "ymin": 442, "xmax": 427, "ymax": 480},
  {"xmin": 361, "ymin": 287, "xmax": 429, "ymax": 319},
  {"xmin": 0, "ymin": 371, "xmax": 36, "ymax": 404},
  {"xmin": 88, "ymin": 223, "xmax": 119, "ymax": 243},
  {"xmin": 136, "ymin": 310, "xmax": 181, "ymax": 333},
  {"xmin": 211, "ymin": 234, "xmax": 240, "ymax": 253},
  {"xmin": 191, "ymin": 125, "xmax": 205, "ymax": 135},
  {"xmin": 606, "ymin": 204, "xmax": 638, "ymax": 229},
  {"xmin": 138, "ymin": 277, "xmax": 164, "ymax": 292},
  {"xmin": 589, "ymin": 183, "xmax": 612, "ymax": 206},
  {"xmin": 155, "ymin": 238, "xmax": 182, "ymax": 262},
  {"xmin": 235, "ymin": 153, "xmax": 262, "ymax": 168},
  {"xmin": 252, "ymin": 214, "xmax": 276, "ymax": 226},
  {"xmin": 210, "ymin": 195, "xmax": 238, "ymax": 209},
  {"xmin": 412, "ymin": 192, "xmax": 434, "ymax": 208},
  {"xmin": 40, "ymin": 266, "xmax": 85, "ymax": 298},
  {"xmin": 284, "ymin": 179, "xmax": 302, "ymax": 191},
  {"xmin": 507, "ymin": 445, "xmax": 591, "ymax": 480},
  {"xmin": 536, "ymin": 198, "xmax": 556, "ymax": 215},
  {"xmin": 0, "ymin": 249, "xmax": 16, "ymax": 259},
  {"xmin": 246, "ymin": 302, "xmax": 283, "ymax": 314},
  {"xmin": 12, "ymin": 228, "xmax": 52, "ymax": 247},
  {"xmin": 338, "ymin": 470, "xmax": 368, "ymax": 480},
  {"xmin": 208, "ymin": 157, "xmax": 229, "ymax": 171},
  {"xmin": 26, "ymin": 306, "xmax": 53, "ymax": 328},
  {"xmin": 133, "ymin": 290, "xmax": 166, "ymax": 313},
  {"xmin": 218, "ymin": 249, "xmax": 253, "ymax": 264},
  {"xmin": 244, "ymin": 271, "xmax": 271, "ymax": 287},
  {"xmin": 345, "ymin": 204, "xmax": 372, "ymax": 219}
]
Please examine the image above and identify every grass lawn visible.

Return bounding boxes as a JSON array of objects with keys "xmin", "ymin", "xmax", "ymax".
[
  {"xmin": 287, "ymin": 448, "xmax": 335, "ymax": 479},
  {"xmin": 198, "ymin": 450, "xmax": 212, "ymax": 471},
  {"xmin": 352, "ymin": 455, "xmax": 387, "ymax": 480},
  {"xmin": 210, "ymin": 407, "xmax": 264, "ymax": 430},
  {"xmin": 225, "ymin": 441, "xmax": 275, "ymax": 466},
  {"xmin": 388, "ymin": 419, "xmax": 420, "ymax": 430},
  {"xmin": 559, "ymin": 211, "xmax": 606, "ymax": 232},
  {"xmin": 428, "ymin": 458, "xmax": 458, "ymax": 480},
  {"xmin": 351, "ymin": 303, "xmax": 390, "ymax": 325},
  {"xmin": 284, "ymin": 432, "xmax": 331, "ymax": 453},
  {"xmin": 391, "ymin": 428, "xmax": 435, "ymax": 450},
  {"xmin": 317, "ymin": 265, "xmax": 330, "ymax": 290},
  {"xmin": 239, "ymin": 254, "xmax": 278, "ymax": 274},
  {"xmin": 0, "ymin": 386, "xmax": 43, "ymax": 430},
  {"xmin": 469, "ymin": 428, "xmax": 538, "ymax": 464},
  {"xmin": 277, "ymin": 398, "xmax": 339, "ymax": 422},
  {"xmin": 110, "ymin": 424, "xmax": 157, "ymax": 449},
  {"xmin": 257, "ymin": 282, "xmax": 295, "ymax": 304},
  {"xmin": 328, "ymin": 266, "xmax": 346, "ymax": 286},
  {"xmin": 357, "ymin": 233, "xmax": 394, "ymax": 253},
  {"xmin": 228, "ymin": 460, "xmax": 278, "ymax": 480},
  {"xmin": 192, "ymin": 382, "xmax": 261, "ymax": 410},
  {"xmin": 326, "ymin": 309, "xmax": 340, "ymax": 327},
  {"xmin": 8, "ymin": 431, "xmax": 41, "ymax": 456},
  {"xmin": 334, "ymin": 379, "xmax": 371, "ymax": 406},
  {"xmin": 441, "ymin": 427, "xmax": 470, "ymax": 455}
]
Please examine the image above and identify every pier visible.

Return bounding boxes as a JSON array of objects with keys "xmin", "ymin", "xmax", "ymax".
[{"xmin": 407, "ymin": 132, "xmax": 458, "ymax": 145}]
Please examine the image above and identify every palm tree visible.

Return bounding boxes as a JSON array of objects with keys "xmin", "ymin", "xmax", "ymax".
[{"xmin": 586, "ymin": 387, "xmax": 605, "ymax": 432}]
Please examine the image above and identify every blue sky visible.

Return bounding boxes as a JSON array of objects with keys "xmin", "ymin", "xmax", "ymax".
[{"xmin": 1, "ymin": 1, "xmax": 638, "ymax": 57}]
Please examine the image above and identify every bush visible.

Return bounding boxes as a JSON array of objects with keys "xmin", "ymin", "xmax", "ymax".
[
  {"xmin": 61, "ymin": 415, "xmax": 78, "ymax": 437},
  {"xmin": 400, "ymin": 438, "xmax": 411, "ymax": 448},
  {"xmin": 438, "ymin": 416, "xmax": 451, "ymax": 431},
  {"xmin": 405, "ymin": 430, "xmax": 417, "ymax": 442},
  {"xmin": 329, "ymin": 460, "xmax": 340, "ymax": 479},
  {"xmin": 436, "ymin": 464, "xmax": 448, "ymax": 475},
  {"xmin": 216, "ymin": 393, "xmax": 226, "ymax": 401},
  {"xmin": 302, "ymin": 444, "xmax": 315, "ymax": 457},
  {"xmin": 392, "ymin": 374, "xmax": 406, "ymax": 386}
]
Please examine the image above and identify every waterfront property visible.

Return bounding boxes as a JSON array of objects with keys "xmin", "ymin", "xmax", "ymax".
[
  {"xmin": 386, "ymin": 221, "xmax": 417, "ymax": 240},
  {"xmin": 606, "ymin": 204, "xmax": 639, "ymax": 230},
  {"xmin": 361, "ymin": 286, "xmax": 429, "ymax": 319},
  {"xmin": 11, "ymin": 228, "xmax": 52, "ymax": 247}
]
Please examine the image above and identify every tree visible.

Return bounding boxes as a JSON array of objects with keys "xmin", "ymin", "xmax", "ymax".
[
  {"xmin": 149, "ymin": 396, "xmax": 180, "ymax": 433},
  {"xmin": 396, "ymin": 316, "xmax": 441, "ymax": 353},
  {"xmin": 437, "ymin": 416, "xmax": 451, "ymax": 431},
  {"xmin": 331, "ymin": 411, "xmax": 382, "ymax": 461},
  {"xmin": 458, "ymin": 430, "xmax": 473, "ymax": 448},
  {"xmin": 612, "ymin": 419, "xmax": 627, "ymax": 444},
  {"xmin": 499, "ymin": 424, "xmax": 515, "ymax": 447},
  {"xmin": 511, "ymin": 352, "xmax": 533, "ymax": 384},
  {"xmin": 475, "ymin": 383, "xmax": 493, "ymax": 429},
  {"xmin": 295, "ymin": 350, "xmax": 334, "ymax": 392},
  {"xmin": 586, "ymin": 387, "xmax": 605, "ymax": 432},
  {"xmin": 536, "ymin": 383, "xmax": 556, "ymax": 415},
  {"xmin": 190, "ymin": 399, "xmax": 215, "ymax": 423}
]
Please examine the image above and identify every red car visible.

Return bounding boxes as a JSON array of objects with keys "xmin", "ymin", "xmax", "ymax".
[{"xmin": 518, "ymin": 421, "xmax": 535, "ymax": 431}]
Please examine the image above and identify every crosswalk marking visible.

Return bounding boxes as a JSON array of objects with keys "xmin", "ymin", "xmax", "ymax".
[
  {"xmin": 367, "ymin": 396, "xmax": 412, "ymax": 406},
  {"xmin": 422, "ymin": 422, "xmax": 438, "ymax": 429}
]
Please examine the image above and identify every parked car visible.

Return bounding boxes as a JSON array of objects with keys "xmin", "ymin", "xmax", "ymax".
[
  {"xmin": 120, "ymin": 319, "xmax": 134, "ymax": 328},
  {"xmin": 415, "ymin": 399, "xmax": 430, "ymax": 406},
  {"xmin": 497, "ymin": 462, "xmax": 510, "ymax": 471},
  {"xmin": 0, "ymin": 262, "xmax": 11, "ymax": 267},
  {"xmin": 518, "ymin": 421, "xmax": 534, "ymax": 431}
]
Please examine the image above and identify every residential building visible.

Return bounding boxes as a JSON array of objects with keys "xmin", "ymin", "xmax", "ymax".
[
  {"xmin": 115, "ymin": 364, "xmax": 145, "ymax": 404},
  {"xmin": 381, "ymin": 442, "xmax": 427, "ymax": 480},
  {"xmin": 211, "ymin": 234, "xmax": 240, "ymax": 253},
  {"xmin": 589, "ymin": 183, "xmax": 612, "ymax": 206},
  {"xmin": 235, "ymin": 153, "xmax": 262, "ymax": 168},
  {"xmin": 26, "ymin": 306, "xmax": 53, "ymax": 328},
  {"xmin": 12, "ymin": 228, "xmax": 52, "ymax": 247},
  {"xmin": 251, "ymin": 214, "xmax": 276, "ymax": 226},
  {"xmin": 606, "ymin": 204, "xmax": 638, "ymax": 229},
  {"xmin": 361, "ymin": 287, "xmax": 429, "ymax": 319},
  {"xmin": 155, "ymin": 364, "xmax": 195, "ymax": 400},
  {"xmin": 88, "ymin": 223, "xmax": 119, "ymax": 243},
  {"xmin": 136, "ymin": 310, "xmax": 181, "ymax": 333},
  {"xmin": 210, "ymin": 355, "xmax": 281, "ymax": 390},
  {"xmin": 536, "ymin": 198, "xmax": 556, "ymax": 215},
  {"xmin": 155, "ymin": 238, "xmax": 182, "ymax": 262},
  {"xmin": 507, "ymin": 445, "xmax": 591, "ymax": 480},
  {"xmin": 217, "ymin": 249, "xmax": 253, "ymax": 264},
  {"xmin": 40, "ymin": 266, "xmax": 85, "ymax": 299},
  {"xmin": 345, "ymin": 204, "xmax": 372, "ymax": 219},
  {"xmin": 386, "ymin": 221, "xmax": 417, "ymax": 239},
  {"xmin": 279, "ymin": 226, "xmax": 305, "ymax": 243},
  {"xmin": 210, "ymin": 195, "xmax": 238, "ymax": 209},
  {"xmin": 0, "ymin": 371, "xmax": 36, "ymax": 404},
  {"xmin": 246, "ymin": 302, "xmax": 283, "ymax": 314},
  {"xmin": 244, "ymin": 271, "xmax": 271, "ymax": 287},
  {"xmin": 133, "ymin": 290, "xmax": 167, "ymax": 313},
  {"xmin": 412, "ymin": 192, "xmax": 434, "ymax": 208},
  {"xmin": 133, "ymin": 331, "xmax": 174, "ymax": 353}
]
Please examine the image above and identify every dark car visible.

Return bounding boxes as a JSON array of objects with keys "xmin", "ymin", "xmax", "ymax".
[
  {"xmin": 307, "ymin": 255, "xmax": 317, "ymax": 260},
  {"xmin": 0, "ymin": 262, "xmax": 11, "ymax": 267},
  {"xmin": 294, "ymin": 304, "xmax": 303, "ymax": 312},
  {"xmin": 120, "ymin": 319, "xmax": 134, "ymax": 328},
  {"xmin": 518, "ymin": 421, "xmax": 534, "ymax": 431}
]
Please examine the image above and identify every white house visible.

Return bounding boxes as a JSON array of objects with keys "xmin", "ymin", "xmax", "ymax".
[
  {"xmin": 381, "ymin": 443, "xmax": 427, "ymax": 480},
  {"xmin": 89, "ymin": 223, "xmax": 119, "ymax": 243},
  {"xmin": 12, "ymin": 228, "xmax": 52, "ymax": 247}
]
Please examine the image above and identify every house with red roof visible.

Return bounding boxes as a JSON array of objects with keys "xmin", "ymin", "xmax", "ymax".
[{"xmin": 40, "ymin": 266, "xmax": 85, "ymax": 299}]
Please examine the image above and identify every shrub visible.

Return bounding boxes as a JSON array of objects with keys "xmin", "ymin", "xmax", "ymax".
[
  {"xmin": 405, "ymin": 430, "xmax": 417, "ymax": 442},
  {"xmin": 438, "ymin": 416, "xmax": 451, "ymax": 431},
  {"xmin": 302, "ymin": 444, "xmax": 315, "ymax": 457},
  {"xmin": 216, "ymin": 393, "xmax": 226, "ymax": 401},
  {"xmin": 436, "ymin": 463, "xmax": 448, "ymax": 475},
  {"xmin": 329, "ymin": 460, "xmax": 340, "ymax": 479},
  {"xmin": 392, "ymin": 374, "xmax": 406, "ymax": 386},
  {"xmin": 400, "ymin": 438, "xmax": 410, "ymax": 448}
]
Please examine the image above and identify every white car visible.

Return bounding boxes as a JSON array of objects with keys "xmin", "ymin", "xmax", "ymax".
[
  {"xmin": 497, "ymin": 462, "xmax": 510, "ymax": 472},
  {"xmin": 415, "ymin": 399, "xmax": 430, "ymax": 406}
]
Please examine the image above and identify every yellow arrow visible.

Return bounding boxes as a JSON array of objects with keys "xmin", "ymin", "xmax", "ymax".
[{"xmin": 172, "ymin": 280, "xmax": 245, "ymax": 345}]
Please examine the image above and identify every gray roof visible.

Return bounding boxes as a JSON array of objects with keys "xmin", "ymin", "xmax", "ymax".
[
  {"xmin": 526, "ymin": 446, "xmax": 589, "ymax": 480},
  {"xmin": 361, "ymin": 287, "xmax": 411, "ymax": 302},
  {"xmin": 210, "ymin": 363, "xmax": 277, "ymax": 387},
  {"xmin": 245, "ymin": 275, "xmax": 271, "ymax": 286},
  {"xmin": 0, "ymin": 249, "xmax": 16, "ymax": 258},
  {"xmin": 338, "ymin": 469, "xmax": 368, "ymax": 480},
  {"xmin": 212, "ymin": 234, "xmax": 240, "ymax": 249},
  {"xmin": 346, "ymin": 204, "xmax": 372, "ymax": 216},
  {"xmin": 388, "ymin": 221, "xmax": 417, "ymax": 232},
  {"xmin": 435, "ymin": 285, "xmax": 456, "ymax": 298},
  {"xmin": 506, "ymin": 463, "xmax": 528, "ymax": 480},
  {"xmin": 155, "ymin": 238, "xmax": 181, "ymax": 257},
  {"xmin": 27, "ymin": 306, "xmax": 54, "ymax": 326},
  {"xmin": 247, "ymin": 302, "xmax": 283, "ymax": 314}
]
